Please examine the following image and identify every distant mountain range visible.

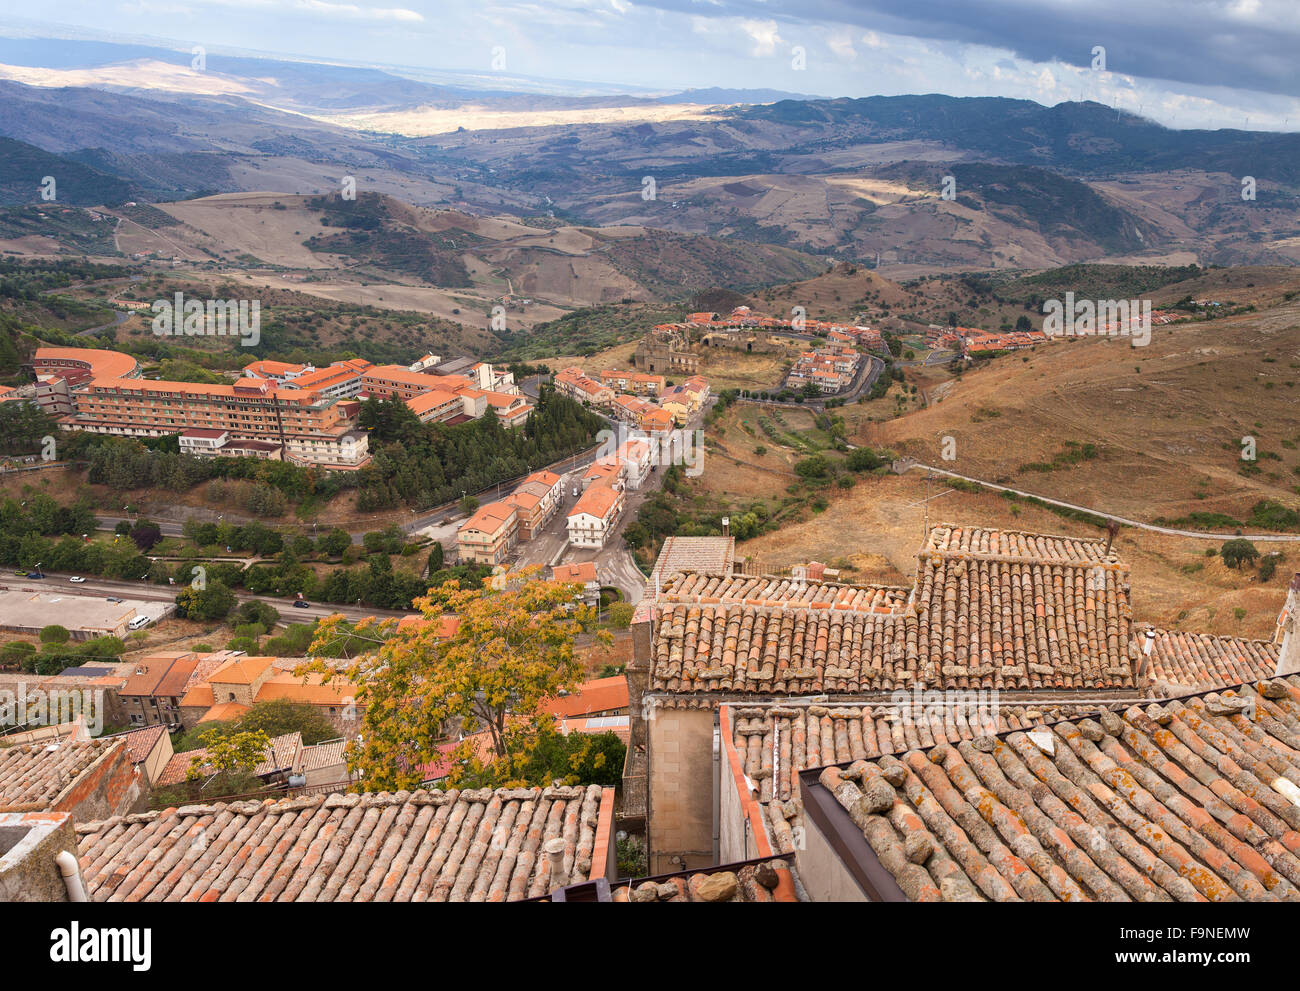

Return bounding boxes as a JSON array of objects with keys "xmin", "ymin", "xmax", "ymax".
[{"xmin": 0, "ymin": 36, "xmax": 1297, "ymax": 272}]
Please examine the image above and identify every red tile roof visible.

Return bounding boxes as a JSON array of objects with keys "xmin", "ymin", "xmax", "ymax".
[
  {"xmin": 1141, "ymin": 629, "xmax": 1278, "ymax": 694},
  {"xmin": 551, "ymin": 562, "xmax": 598, "ymax": 585},
  {"xmin": 649, "ymin": 524, "xmax": 1134, "ymax": 694},
  {"xmin": 75, "ymin": 784, "xmax": 612, "ymax": 901},
  {"xmin": 815, "ymin": 674, "xmax": 1300, "ymax": 901},
  {"xmin": 104, "ymin": 724, "xmax": 167, "ymax": 765},
  {"xmin": 543, "ymin": 676, "xmax": 629, "ymax": 718}
]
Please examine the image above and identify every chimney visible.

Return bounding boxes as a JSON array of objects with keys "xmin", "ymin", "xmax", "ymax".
[
  {"xmin": 1136, "ymin": 628, "xmax": 1156, "ymax": 681},
  {"xmin": 544, "ymin": 837, "xmax": 568, "ymax": 891},
  {"xmin": 1275, "ymin": 574, "xmax": 1300, "ymax": 676},
  {"xmin": 1104, "ymin": 520, "xmax": 1119, "ymax": 556},
  {"xmin": 721, "ymin": 516, "xmax": 730, "ymax": 537}
]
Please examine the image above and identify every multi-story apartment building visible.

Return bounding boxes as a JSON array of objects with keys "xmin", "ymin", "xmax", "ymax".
[
  {"xmin": 119, "ymin": 651, "xmax": 200, "ymax": 730},
  {"xmin": 599, "ymin": 369, "xmax": 664, "ymax": 396},
  {"xmin": 483, "ymin": 391, "xmax": 533, "ymax": 428},
  {"xmin": 458, "ymin": 501, "xmax": 519, "ymax": 565},
  {"xmin": 280, "ymin": 360, "xmax": 370, "ymax": 399},
  {"xmin": 61, "ymin": 375, "xmax": 369, "ymax": 468},
  {"xmin": 567, "ymin": 481, "xmax": 623, "ymax": 549},
  {"xmin": 361, "ymin": 365, "xmax": 471, "ymax": 402},
  {"xmin": 504, "ymin": 470, "xmax": 564, "ymax": 539},
  {"xmin": 554, "ymin": 367, "xmax": 613, "ymax": 407},
  {"xmin": 407, "ymin": 388, "xmax": 465, "ymax": 424}
]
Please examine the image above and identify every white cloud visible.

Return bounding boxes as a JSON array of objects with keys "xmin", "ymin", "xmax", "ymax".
[
  {"xmin": 828, "ymin": 31, "xmax": 856, "ymax": 60},
  {"xmin": 739, "ymin": 18, "xmax": 783, "ymax": 56}
]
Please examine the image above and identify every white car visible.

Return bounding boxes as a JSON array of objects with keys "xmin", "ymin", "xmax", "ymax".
[{"xmin": 69, "ymin": 576, "xmax": 86, "ymax": 583}]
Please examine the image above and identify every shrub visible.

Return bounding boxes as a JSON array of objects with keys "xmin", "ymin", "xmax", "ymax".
[
  {"xmin": 1220, "ymin": 538, "xmax": 1260, "ymax": 570},
  {"xmin": 39, "ymin": 625, "xmax": 70, "ymax": 644}
]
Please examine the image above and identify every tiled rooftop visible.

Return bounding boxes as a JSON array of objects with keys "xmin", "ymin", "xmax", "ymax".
[
  {"xmin": 646, "ymin": 535, "xmax": 735, "ymax": 591},
  {"xmin": 725, "ymin": 699, "xmax": 1139, "ymax": 855},
  {"xmin": 0, "ymin": 739, "xmax": 120, "ymax": 811},
  {"xmin": 156, "ymin": 731, "xmax": 302, "ymax": 787},
  {"xmin": 75, "ymin": 784, "xmax": 609, "ymax": 901},
  {"xmin": 300, "ymin": 739, "xmax": 348, "ymax": 773},
  {"xmin": 816, "ymin": 674, "xmax": 1300, "ymax": 901},
  {"xmin": 104, "ymin": 724, "xmax": 167, "ymax": 765},
  {"xmin": 609, "ymin": 859, "xmax": 800, "ymax": 902},
  {"xmin": 1141, "ymin": 629, "xmax": 1278, "ymax": 695},
  {"xmin": 648, "ymin": 524, "xmax": 1135, "ymax": 694}
]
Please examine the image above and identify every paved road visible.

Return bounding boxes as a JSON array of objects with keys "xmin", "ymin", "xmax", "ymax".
[
  {"xmin": 11, "ymin": 569, "xmax": 408, "ymax": 624},
  {"xmin": 75, "ymin": 310, "xmax": 129, "ymax": 338},
  {"xmin": 904, "ymin": 462, "xmax": 1300, "ymax": 543},
  {"xmin": 734, "ymin": 355, "xmax": 885, "ymax": 410}
]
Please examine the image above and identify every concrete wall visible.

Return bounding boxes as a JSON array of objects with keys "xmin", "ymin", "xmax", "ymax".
[
  {"xmin": 718, "ymin": 708, "xmax": 770, "ymax": 865},
  {"xmin": 0, "ymin": 812, "xmax": 78, "ymax": 902},
  {"xmin": 798, "ymin": 809, "xmax": 869, "ymax": 902},
  {"xmin": 51, "ymin": 741, "xmax": 147, "ymax": 823},
  {"xmin": 647, "ymin": 704, "xmax": 715, "ymax": 874}
]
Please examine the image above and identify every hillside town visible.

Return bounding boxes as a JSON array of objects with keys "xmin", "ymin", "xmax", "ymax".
[{"xmin": 5, "ymin": 513, "xmax": 1300, "ymax": 906}]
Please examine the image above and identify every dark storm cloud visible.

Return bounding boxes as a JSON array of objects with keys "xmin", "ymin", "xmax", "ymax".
[{"xmin": 641, "ymin": 0, "xmax": 1300, "ymax": 97}]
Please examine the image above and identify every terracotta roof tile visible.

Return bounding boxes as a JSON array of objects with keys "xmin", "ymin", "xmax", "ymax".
[
  {"xmin": 0, "ymin": 739, "xmax": 123, "ymax": 811},
  {"xmin": 607, "ymin": 858, "xmax": 801, "ymax": 902},
  {"xmin": 103, "ymin": 724, "xmax": 167, "ymax": 765},
  {"xmin": 75, "ymin": 784, "xmax": 610, "ymax": 901},
  {"xmin": 1141, "ymin": 629, "xmax": 1278, "ymax": 694},
  {"xmin": 723, "ymin": 698, "xmax": 1138, "ymax": 855},
  {"xmin": 649, "ymin": 524, "xmax": 1135, "ymax": 694},
  {"xmin": 815, "ymin": 674, "xmax": 1300, "ymax": 901}
]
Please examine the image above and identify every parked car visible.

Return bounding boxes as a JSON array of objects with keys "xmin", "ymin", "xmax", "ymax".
[
  {"xmin": 127, "ymin": 616, "xmax": 150, "ymax": 630},
  {"xmin": 27, "ymin": 573, "xmax": 43, "ymax": 579},
  {"xmin": 69, "ymin": 576, "xmax": 86, "ymax": 583},
  {"xmin": 13, "ymin": 571, "xmax": 25, "ymax": 576},
  {"xmin": 292, "ymin": 600, "xmax": 311, "ymax": 609},
  {"xmin": 106, "ymin": 597, "xmax": 123, "ymax": 603}
]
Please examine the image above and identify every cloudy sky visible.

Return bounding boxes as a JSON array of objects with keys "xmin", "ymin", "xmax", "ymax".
[{"xmin": 12, "ymin": 0, "xmax": 1300, "ymax": 129}]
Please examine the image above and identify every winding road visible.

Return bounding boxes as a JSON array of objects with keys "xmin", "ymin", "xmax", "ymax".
[{"xmin": 902, "ymin": 462, "xmax": 1300, "ymax": 543}]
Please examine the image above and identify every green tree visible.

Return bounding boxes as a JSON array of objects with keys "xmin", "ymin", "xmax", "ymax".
[
  {"xmin": 1221, "ymin": 538, "xmax": 1260, "ymax": 570},
  {"xmin": 39, "ymin": 625, "xmax": 70, "ymax": 644},
  {"xmin": 307, "ymin": 568, "xmax": 601, "ymax": 790},
  {"xmin": 175, "ymin": 579, "xmax": 237, "ymax": 621}
]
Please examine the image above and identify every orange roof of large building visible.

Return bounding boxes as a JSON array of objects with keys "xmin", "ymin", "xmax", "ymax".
[
  {"xmin": 288, "ymin": 365, "xmax": 363, "ymax": 391},
  {"xmin": 243, "ymin": 359, "xmax": 304, "ymax": 378},
  {"xmin": 460, "ymin": 501, "xmax": 517, "ymax": 535},
  {"xmin": 642, "ymin": 408, "xmax": 674, "ymax": 430},
  {"xmin": 180, "ymin": 682, "xmax": 215, "ymax": 709},
  {"xmin": 35, "ymin": 346, "xmax": 139, "ymax": 380},
  {"xmin": 209, "ymin": 655, "xmax": 274, "ymax": 685},
  {"xmin": 543, "ymin": 676, "xmax": 629, "ymax": 718},
  {"xmin": 255, "ymin": 671, "xmax": 358, "ymax": 706},
  {"xmin": 119, "ymin": 652, "xmax": 194, "ymax": 697},
  {"xmin": 153, "ymin": 655, "xmax": 200, "ymax": 699},
  {"xmin": 525, "ymin": 469, "xmax": 562, "ymax": 488},
  {"xmin": 196, "ymin": 701, "xmax": 251, "ymax": 723},
  {"xmin": 406, "ymin": 389, "xmax": 461, "ymax": 416},
  {"xmin": 87, "ymin": 376, "xmax": 324, "ymax": 406},
  {"xmin": 551, "ymin": 561, "xmax": 598, "ymax": 585},
  {"xmin": 569, "ymin": 482, "xmax": 621, "ymax": 519}
]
